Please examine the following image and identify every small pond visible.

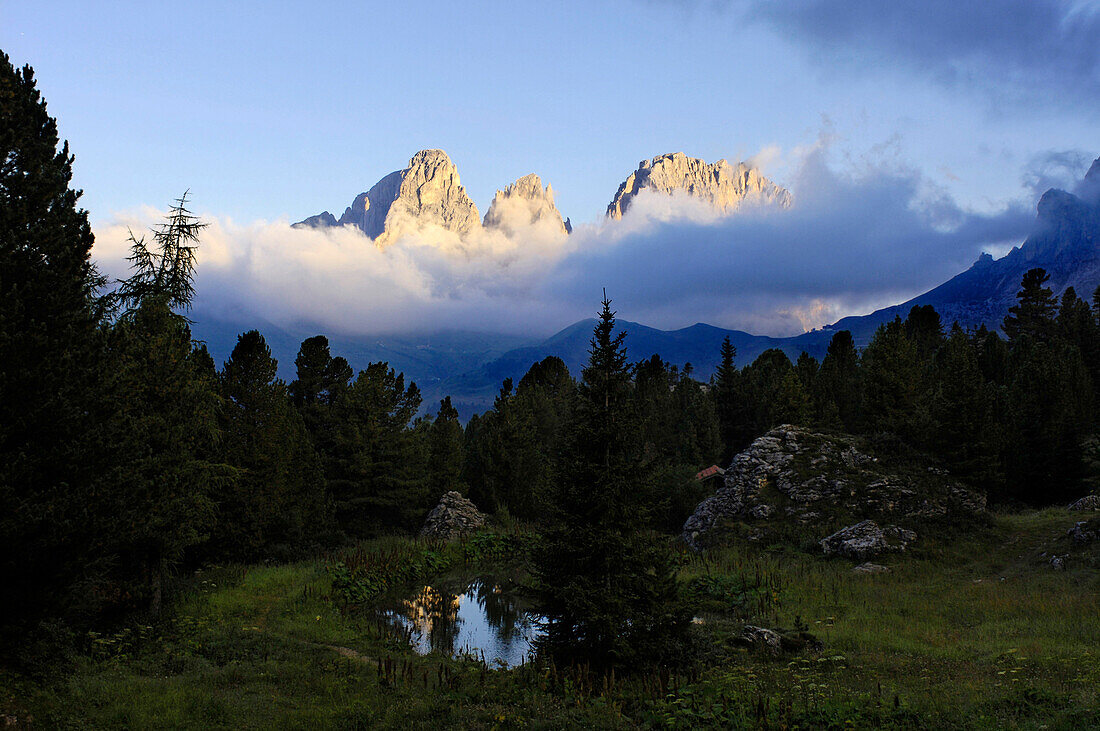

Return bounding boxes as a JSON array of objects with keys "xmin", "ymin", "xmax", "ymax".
[{"xmin": 379, "ymin": 579, "xmax": 544, "ymax": 668}]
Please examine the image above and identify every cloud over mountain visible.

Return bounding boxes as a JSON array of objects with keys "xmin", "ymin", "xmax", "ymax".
[{"xmin": 92, "ymin": 146, "xmax": 1033, "ymax": 340}]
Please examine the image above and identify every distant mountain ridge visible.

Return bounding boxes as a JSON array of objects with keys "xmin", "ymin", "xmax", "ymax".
[
  {"xmin": 827, "ymin": 156, "xmax": 1100, "ymax": 344},
  {"xmin": 294, "ymin": 149, "xmax": 784, "ymax": 241},
  {"xmin": 429, "ymin": 156, "xmax": 1100, "ymax": 414},
  {"xmin": 200, "ymin": 154, "xmax": 1100, "ymax": 419}
]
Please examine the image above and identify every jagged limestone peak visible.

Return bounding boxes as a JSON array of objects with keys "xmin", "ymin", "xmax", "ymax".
[
  {"xmin": 322, "ymin": 149, "xmax": 481, "ymax": 244},
  {"xmin": 606, "ymin": 151, "xmax": 792, "ymax": 220},
  {"xmin": 483, "ymin": 173, "xmax": 568, "ymax": 236}
]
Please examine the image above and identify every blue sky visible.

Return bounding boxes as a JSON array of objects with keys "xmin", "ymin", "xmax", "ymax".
[
  {"xmin": 5, "ymin": 0, "xmax": 1095, "ymax": 223},
  {"xmin": 3, "ymin": 1, "xmax": 1098, "ymax": 336}
]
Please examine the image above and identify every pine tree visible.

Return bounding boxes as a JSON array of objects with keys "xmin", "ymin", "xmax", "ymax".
[
  {"xmin": 927, "ymin": 326, "xmax": 1003, "ymax": 491},
  {"xmin": 534, "ymin": 295, "xmax": 688, "ymax": 669},
  {"xmin": 818, "ymin": 331, "xmax": 861, "ymax": 432},
  {"xmin": 429, "ymin": 396, "xmax": 466, "ymax": 495},
  {"xmin": 290, "ymin": 335, "xmax": 352, "ymax": 407},
  {"xmin": 1057, "ymin": 287, "xmax": 1100, "ymax": 397},
  {"xmin": 213, "ymin": 331, "xmax": 328, "ymax": 560},
  {"xmin": 712, "ymin": 336, "xmax": 742, "ymax": 460},
  {"xmin": 116, "ymin": 192, "xmax": 206, "ymax": 316},
  {"xmin": 903, "ymin": 304, "xmax": 945, "ymax": 361},
  {"xmin": 0, "ymin": 52, "xmax": 107, "ymax": 637},
  {"xmin": 98, "ymin": 300, "xmax": 230, "ymax": 612},
  {"xmin": 1003, "ymin": 268, "xmax": 1058, "ymax": 342},
  {"xmin": 861, "ymin": 318, "xmax": 922, "ymax": 439},
  {"xmin": 324, "ymin": 362, "xmax": 426, "ymax": 534},
  {"xmin": 775, "ymin": 369, "xmax": 813, "ymax": 426},
  {"xmin": 1004, "ymin": 338, "xmax": 1093, "ymax": 504},
  {"xmin": 740, "ymin": 349, "xmax": 796, "ymax": 437}
]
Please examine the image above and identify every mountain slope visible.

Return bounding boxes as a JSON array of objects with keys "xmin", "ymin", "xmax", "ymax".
[
  {"xmin": 829, "ymin": 157, "xmax": 1100, "ymax": 345},
  {"xmin": 438, "ymin": 319, "xmax": 831, "ymax": 417}
]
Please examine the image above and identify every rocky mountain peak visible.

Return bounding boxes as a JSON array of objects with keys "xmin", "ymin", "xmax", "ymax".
[
  {"xmin": 606, "ymin": 152, "xmax": 792, "ymax": 220},
  {"xmin": 1086, "ymin": 157, "xmax": 1100, "ymax": 182},
  {"xmin": 299, "ymin": 149, "xmax": 480, "ymax": 244},
  {"xmin": 483, "ymin": 173, "xmax": 569, "ymax": 236},
  {"xmin": 1078, "ymin": 156, "xmax": 1100, "ymax": 206}
]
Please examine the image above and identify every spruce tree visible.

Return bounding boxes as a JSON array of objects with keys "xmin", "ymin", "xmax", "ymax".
[
  {"xmin": 429, "ymin": 396, "xmax": 466, "ymax": 495},
  {"xmin": 290, "ymin": 335, "xmax": 352, "ymax": 407},
  {"xmin": 213, "ymin": 331, "xmax": 328, "ymax": 560},
  {"xmin": 535, "ymin": 296, "xmax": 688, "ymax": 669},
  {"xmin": 818, "ymin": 330, "xmax": 861, "ymax": 432},
  {"xmin": 861, "ymin": 317, "xmax": 921, "ymax": 439},
  {"xmin": 0, "ymin": 52, "xmax": 106, "ymax": 636},
  {"xmin": 712, "ymin": 335, "xmax": 742, "ymax": 460},
  {"xmin": 1003, "ymin": 268, "xmax": 1058, "ymax": 342},
  {"xmin": 927, "ymin": 326, "xmax": 1003, "ymax": 491}
]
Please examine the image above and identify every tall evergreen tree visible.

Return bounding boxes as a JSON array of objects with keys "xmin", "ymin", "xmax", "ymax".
[
  {"xmin": 323, "ymin": 362, "xmax": 426, "ymax": 534},
  {"xmin": 861, "ymin": 318, "xmax": 922, "ymax": 439},
  {"xmin": 1004, "ymin": 338, "xmax": 1093, "ymax": 504},
  {"xmin": 1057, "ymin": 287, "xmax": 1100, "ymax": 397},
  {"xmin": 429, "ymin": 396, "xmax": 466, "ymax": 495},
  {"xmin": 290, "ymin": 335, "xmax": 352, "ymax": 408},
  {"xmin": 740, "ymin": 349, "xmax": 796, "ymax": 437},
  {"xmin": 712, "ymin": 335, "xmax": 743, "ymax": 461},
  {"xmin": 213, "ymin": 331, "xmax": 328, "ymax": 560},
  {"xmin": 1003, "ymin": 268, "xmax": 1058, "ymax": 342},
  {"xmin": 818, "ymin": 330, "xmax": 861, "ymax": 432},
  {"xmin": 535, "ymin": 296, "xmax": 688, "ymax": 668},
  {"xmin": 0, "ymin": 51, "xmax": 106, "ymax": 635},
  {"xmin": 927, "ymin": 326, "xmax": 1003, "ymax": 491},
  {"xmin": 98, "ymin": 299, "xmax": 230, "ymax": 612},
  {"xmin": 115, "ymin": 192, "xmax": 205, "ymax": 315},
  {"xmin": 903, "ymin": 304, "xmax": 945, "ymax": 361}
]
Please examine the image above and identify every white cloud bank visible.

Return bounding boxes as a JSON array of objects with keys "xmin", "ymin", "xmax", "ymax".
[{"xmin": 92, "ymin": 146, "xmax": 1034, "ymax": 340}]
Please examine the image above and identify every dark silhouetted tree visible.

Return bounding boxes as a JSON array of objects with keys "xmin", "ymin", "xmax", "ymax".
[
  {"xmin": 0, "ymin": 51, "xmax": 107, "ymax": 638},
  {"xmin": 213, "ymin": 331, "xmax": 328, "ymax": 559},
  {"xmin": 535, "ymin": 296, "xmax": 688, "ymax": 669},
  {"xmin": 1003, "ymin": 268, "xmax": 1058, "ymax": 342}
]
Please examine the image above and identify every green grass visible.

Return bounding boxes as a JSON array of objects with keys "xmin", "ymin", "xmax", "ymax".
[{"xmin": 5, "ymin": 511, "xmax": 1099, "ymax": 728}]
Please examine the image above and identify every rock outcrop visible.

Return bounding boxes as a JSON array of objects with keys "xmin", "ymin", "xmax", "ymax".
[
  {"xmin": 739, "ymin": 625, "xmax": 783, "ymax": 655},
  {"xmin": 298, "ymin": 150, "xmax": 482, "ymax": 245},
  {"xmin": 606, "ymin": 152, "xmax": 791, "ymax": 220},
  {"xmin": 820, "ymin": 520, "xmax": 914, "ymax": 560},
  {"xmin": 1069, "ymin": 494, "xmax": 1100, "ymax": 511},
  {"xmin": 682, "ymin": 425, "xmax": 986, "ymax": 551},
  {"xmin": 420, "ymin": 491, "xmax": 486, "ymax": 541},
  {"xmin": 483, "ymin": 173, "xmax": 569, "ymax": 236},
  {"xmin": 1068, "ymin": 520, "xmax": 1099, "ymax": 545}
]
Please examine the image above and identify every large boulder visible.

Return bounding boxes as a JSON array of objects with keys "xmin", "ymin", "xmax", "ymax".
[
  {"xmin": 420, "ymin": 491, "xmax": 486, "ymax": 540},
  {"xmin": 820, "ymin": 520, "xmax": 914, "ymax": 560},
  {"xmin": 682, "ymin": 425, "xmax": 986, "ymax": 551},
  {"xmin": 1068, "ymin": 520, "xmax": 1100, "ymax": 545},
  {"xmin": 1069, "ymin": 494, "xmax": 1100, "ymax": 511}
]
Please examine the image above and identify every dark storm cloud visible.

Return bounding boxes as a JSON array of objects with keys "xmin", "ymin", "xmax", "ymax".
[
  {"xmin": 716, "ymin": 0, "xmax": 1100, "ymax": 110},
  {"xmin": 544, "ymin": 148, "xmax": 1033, "ymax": 332}
]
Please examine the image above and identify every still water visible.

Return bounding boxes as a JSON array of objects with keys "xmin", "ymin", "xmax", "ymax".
[{"xmin": 380, "ymin": 580, "xmax": 544, "ymax": 668}]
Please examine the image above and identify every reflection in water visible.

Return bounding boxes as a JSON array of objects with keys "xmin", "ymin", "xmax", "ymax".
[{"xmin": 383, "ymin": 580, "xmax": 543, "ymax": 668}]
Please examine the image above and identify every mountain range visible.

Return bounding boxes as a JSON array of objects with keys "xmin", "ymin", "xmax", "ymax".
[{"xmin": 192, "ymin": 151, "xmax": 1100, "ymax": 418}]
